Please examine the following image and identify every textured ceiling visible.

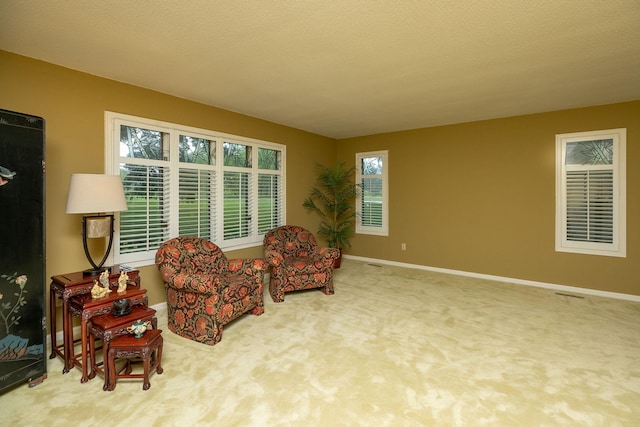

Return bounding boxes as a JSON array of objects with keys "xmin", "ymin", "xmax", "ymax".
[{"xmin": 1, "ymin": 1, "xmax": 639, "ymax": 139}]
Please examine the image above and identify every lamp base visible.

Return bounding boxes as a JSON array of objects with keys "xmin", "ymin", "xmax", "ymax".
[
  {"xmin": 82, "ymin": 266, "xmax": 109, "ymax": 276},
  {"xmin": 80, "ymin": 214, "xmax": 116, "ymax": 277}
]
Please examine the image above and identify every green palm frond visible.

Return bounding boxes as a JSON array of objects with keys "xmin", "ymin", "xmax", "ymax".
[{"xmin": 303, "ymin": 162, "xmax": 359, "ymax": 248}]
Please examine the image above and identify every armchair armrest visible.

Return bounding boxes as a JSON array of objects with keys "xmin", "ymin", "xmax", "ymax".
[
  {"xmin": 264, "ymin": 249, "xmax": 284, "ymax": 267},
  {"xmin": 318, "ymin": 247, "xmax": 340, "ymax": 267}
]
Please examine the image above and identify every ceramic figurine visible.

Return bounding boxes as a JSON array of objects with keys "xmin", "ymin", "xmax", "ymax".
[
  {"xmin": 91, "ymin": 280, "xmax": 110, "ymax": 298},
  {"xmin": 117, "ymin": 271, "xmax": 128, "ymax": 293},
  {"xmin": 99, "ymin": 270, "xmax": 110, "ymax": 289},
  {"xmin": 127, "ymin": 320, "xmax": 152, "ymax": 338}
]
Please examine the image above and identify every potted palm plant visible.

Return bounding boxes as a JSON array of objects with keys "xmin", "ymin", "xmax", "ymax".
[{"xmin": 302, "ymin": 162, "xmax": 359, "ymax": 267}]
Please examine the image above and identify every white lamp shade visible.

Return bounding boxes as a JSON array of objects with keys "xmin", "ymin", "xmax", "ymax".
[{"xmin": 66, "ymin": 174, "xmax": 128, "ymax": 214}]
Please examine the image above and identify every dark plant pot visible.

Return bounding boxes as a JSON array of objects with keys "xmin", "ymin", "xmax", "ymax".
[{"xmin": 333, "ymin": 249, "xmax": 343, "ymax": 269}]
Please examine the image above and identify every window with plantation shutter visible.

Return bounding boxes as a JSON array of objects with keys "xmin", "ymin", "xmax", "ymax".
[
  {"xmin": 556, "ymin": 128, "xmax": 626, "ymax": 257},
  {"xmin": 105, "ymin": 112, "xmax": 285, "ymax": 266},
  {"xmin": 177, "ymin": 135, "xmax": 215, "ymax": 241},
  {"xmin": 356, "ymin": 151, "xmax": 388, "ymax": 236},
  {"xmin": 222, "ymin": 142, "xmax": 252, "ymax": 243}
]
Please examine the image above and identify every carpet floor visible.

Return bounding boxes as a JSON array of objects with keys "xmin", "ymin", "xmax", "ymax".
[{"xmin": 1, "ymin": 259, "xmax": 639, "ymax": 426}]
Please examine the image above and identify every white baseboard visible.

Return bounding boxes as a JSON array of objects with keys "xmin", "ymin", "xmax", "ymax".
[{"xmin": 343, "ymin": 254, "xmax": 640, "ymax": 302}]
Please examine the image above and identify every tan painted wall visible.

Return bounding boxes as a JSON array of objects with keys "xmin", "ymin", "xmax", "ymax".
[
  {"xmin": 338, "ymin": 101, "xmax": 640, "ymax": 295},
  {"xmin": 0, "ymin": 51, "xmax": 336, "ymax": 328},
  {"xmin": 2, "ymin": 48, "xmax": 638, "ymax": 318}
]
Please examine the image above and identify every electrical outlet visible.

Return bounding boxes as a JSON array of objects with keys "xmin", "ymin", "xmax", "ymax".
[{"xmin": 401, "ymin": 243, "xmax": 406, "ymax": 251}]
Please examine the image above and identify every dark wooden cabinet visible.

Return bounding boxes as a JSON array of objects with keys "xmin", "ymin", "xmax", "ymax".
[{"xmin": 0, "ymin": 109, "xmax": 47, "ymax": 392}]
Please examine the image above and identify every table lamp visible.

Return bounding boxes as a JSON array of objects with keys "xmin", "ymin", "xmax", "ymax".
[{"xmin": 66, "ymin": 174, "xmax": 128, "ymax": 275}]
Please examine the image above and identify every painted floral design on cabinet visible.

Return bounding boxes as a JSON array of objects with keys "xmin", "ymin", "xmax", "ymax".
[{"xmin": 0, "ymin": 110, "xmax": 46, "ymax": 392}]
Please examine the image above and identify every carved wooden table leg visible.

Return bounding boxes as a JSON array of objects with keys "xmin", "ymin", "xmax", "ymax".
[
  {"xmin": 87, "ymin": 306, "xmax": 157, "ymax": 390},
  {"xmin": 106, "ymin": 330, "xmax": 163, "ymax": 391}
]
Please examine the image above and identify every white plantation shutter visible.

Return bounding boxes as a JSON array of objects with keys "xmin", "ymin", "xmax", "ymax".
[
  {"xmin": 565, "ymin": 170, "xmax": 613, "ymax": 243},
  {"xmin": 223, "ymin": 170, "xmax": 252, "ymax": 241},
  {"xmin": 361, "ymin": 176, "xmax": 383, "ymax": 227},
  {"xmin": 258, "ymin": 173, "xmax": 282, "ymax": 234},
  {"xmin": 118, "ymin": 163, "xmax": 171, "ymax": 263},
  {"xmin": 556, "ymin": 128, "xmax": 626, "ymax": 257},
  {"xmin": 178, "ymin": 168, "xmax": 215, "ymax": 240}
]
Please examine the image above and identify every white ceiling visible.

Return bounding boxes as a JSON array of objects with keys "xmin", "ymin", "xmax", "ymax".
[{"xmin": 1, "ymin": 1, "xmax": 639, "ymax": 139}]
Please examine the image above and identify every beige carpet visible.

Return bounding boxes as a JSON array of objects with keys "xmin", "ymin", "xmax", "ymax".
[{"xmin": 1, "ymin": 259, "xmax": 639, "ymax": 426}]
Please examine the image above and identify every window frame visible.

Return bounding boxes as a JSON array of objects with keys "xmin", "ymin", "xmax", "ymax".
[
  {"xmin": 105, "ymin": 111, "xmax": 285, "ymax": 267},
  {"xmin": 555, "ymin": 128, "xmax": 626, "ymax": 257},
  {"xmin": 356, "ymin": 150, "xmax": 389, "ymax": 236}
]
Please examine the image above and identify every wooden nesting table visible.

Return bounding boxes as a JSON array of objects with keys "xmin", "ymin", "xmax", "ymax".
[
  {"xmin": 87, "ymin": 305, "xmax": 157, "ymax": 390},
  {"xmin": 68, "ymin": 285, "xmax": 148, "ymax": 383},
  {"xmin": 48, "ymin": 268, "xmax": 141, "ymax": 379},
  {"xmin": 107, "ymin": 329, "xmax": 164, "ymax": 391}
]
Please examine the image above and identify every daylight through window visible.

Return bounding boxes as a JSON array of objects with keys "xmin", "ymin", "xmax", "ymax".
[
  {"xmin": 106, "ymin": 112, "xmax": 285, "ymax": 265},
  {"xmin": 356, "ymin": 150, "xmax": 388, "ymax": 236},
  {"xmin": 555, "ymin": 128, "xmax": 625, "ymax": 257}
]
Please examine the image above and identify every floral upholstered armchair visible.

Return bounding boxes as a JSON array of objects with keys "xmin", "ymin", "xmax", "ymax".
[
  {"xmin": 155, "ymin": 236, "xmax": 266, "ymax": 346},
  {"xmin": 263, "ymin": 225, "xmax": 340, "ymax": 303}
]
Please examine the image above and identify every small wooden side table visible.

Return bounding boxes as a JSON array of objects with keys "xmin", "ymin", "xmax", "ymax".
[
  {"xmin": 88, "ymin": 306, "xmax": 157, "ymax": 390},
  {"xmin": 68, "ymin": 285, "xmax": 147, "ymax": 383},
  {"xmin": 107, "ymin": 329, "xmax": 164, "ymax": 391},
  {"xmin": 49, "ymin": 267, "xmax": 140, "ymax": 372}
]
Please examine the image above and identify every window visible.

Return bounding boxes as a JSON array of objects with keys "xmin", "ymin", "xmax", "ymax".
[
  {"xmin": 555, "ymin": 128, "xmax": 626, "ymax": 257},
  {"xmin": 356, "ymin": 150, "xmax": 388, "ymax": 236},
  {"xmin": 105, "ymin": 112, "xmax": 285, "ymax": 265}
]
